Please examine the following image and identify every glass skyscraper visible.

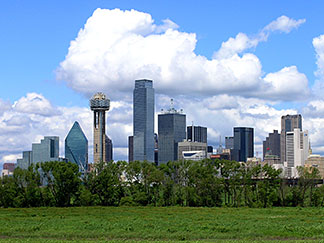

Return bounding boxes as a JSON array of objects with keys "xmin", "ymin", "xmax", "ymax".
[
  {"xmin": 187, "ymin": 126, "xmax": 207, "ymax": 143},
  {"xmin": 32, "ymin": 136, "xmax": 59, "ymax": 164},
  {"xmin": 133, "ymin": 79, "xmax": 155, "ymax": 162},
  {"xmin": 65, "ymin": 121, "xmax": 88, "ymax": 172},
  {"xmin": 158, "ymin": 110, "xmax": 186, "ymax": 164},
  {"xmin": 233, "ymin": 127, "xmax": 254, "ymax": 162}
]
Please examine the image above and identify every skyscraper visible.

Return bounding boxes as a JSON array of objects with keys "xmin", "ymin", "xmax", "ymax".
[
  {"xmin": 233, "ymin": 127, "xmax": 254, "ymax": 162},
  {"xmin": 187, "ymin": 126, "xmax": 207, "ymax": 143},
  {"xmin": 225, "ymin": 136, "xmax": 234, "ymax": 149},
  {"xmin": 281, "ymin": 114, "xmax": 302, "ymax": 163},
  {"xmin": 158, "ymin": 106, "xmax": 186, "ymax": 164},
  {"xmin": 17, "ymin": 151, "xmax": 32, "ymax": 170},
  {"xmin": 263, "ymin": 130, "xmax": 280, "ymax": 159},
  {"xmin": 32, "ymin": 136, "xmax": 59, "ymax": 164},
  {"xmin": 105, "ymin": 135, "xmax": 113, "ymax": 162},
  {"xmin": 128, "ymin": 136, "xmax": 134, "ymax": 162},
  {"xmin": 65, "ymin": 121, "xmax": 88, "ymax": 172},
  {"xmin": 133, "ymin": 79, "xmax": 155, "ymax": 162},
  {"xmin": 90, "ymin": 92, "xmax": 110, "ymax": 163},
  {"xmin": 285, "ymin": 129, "xmax": 309, "ymax": 177}
]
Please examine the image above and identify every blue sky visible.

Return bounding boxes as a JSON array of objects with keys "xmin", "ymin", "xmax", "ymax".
[{"xmin": 1, "ymin": 0, "xmax": 324, "ymax": 163}]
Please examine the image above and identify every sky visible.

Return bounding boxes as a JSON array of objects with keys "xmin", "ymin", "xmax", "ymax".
[{"xmin": 1, "ymin": 0, "xmax": 324, "ymax": 164}]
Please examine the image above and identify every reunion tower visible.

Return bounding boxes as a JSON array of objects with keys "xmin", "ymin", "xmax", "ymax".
[{"xmin": 90, "ymin": 92, "xmax": 110, "ymax": 163}]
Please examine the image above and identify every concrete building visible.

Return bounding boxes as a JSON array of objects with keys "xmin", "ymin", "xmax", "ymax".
[
  {"xmin": 17, "ymin": 151, "xmax": 32, "ymax": 169},
  {"xmin": 65, "ymin": 121, "xmax": 88, "ymax": 173},
  {"xmin": 158, "ymin": 104, "xmax": 186, "ymax": 164},
  {"xmin": 285, "ymin": 128, "xmax": 309, "ymax": 177},
  {"xmin": 281, "ymin": 114, "xmax": 302, "ymax": 163},
  {"xmin": 177, "ymin": 140, "xmax": 207, "ymax": 160},
  {"xmin": 263, "ymin": 154, "xmax": 281, "ymax": 166},
  {"xmin": 225, "ymin": 136, "xmax": 234, "ymax": 149},
  {"xmin": 263, "ymin": 130, "xmax": 280, "ymax": 160},
  {"xmin": 32, "ymin": 136, "xmax": 59, "ymax": 164},
  {"xmin": 305, "ymin": 154, "xmax": 324, "ymax": 179},
  {"xmin": 133, "ymin": 79, "xmax": 155, "ymax": 162},
  {"xmin": 187, "ymin": 126, "xmax": 207, "ymax": 143},
  {"xmin": 90, "ymin": 92, "xmax": 111, "ymax": 163},
  {"xmin": 232, "ymin": 127, "xmax": 254, "ymax": 162},
  {"xmin": 128, "ymin": 136, "xmax": 133, "ymax": 162}
]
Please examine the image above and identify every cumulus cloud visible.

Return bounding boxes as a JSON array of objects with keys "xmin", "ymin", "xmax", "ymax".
[
  {"xmin": 56, "ymin": 9, "xmax": 308, "ymax": 101},
  {"xmin": 13, "ymin": 93, "xmax": 60, "ymax": 116}
]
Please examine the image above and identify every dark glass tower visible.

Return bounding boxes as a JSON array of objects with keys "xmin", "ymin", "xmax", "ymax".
[
  {"xmin": 263, "ymin": 130, "xmax": 280, "ymax": 159},
  {"xmin": 158, "ymin": 109, "xmax": 186, "ymax": 164},
  {"xmin": 187, "ymin": 126, "xmax": 207, "ymax": 143},
  {"xmin": 233, "ymin": 127, "xmax": 254, "ymax": 162},
  {"xmin": 133, "ymin": 79, "xmax": 155, "ymax": 162},
  {"xmin": 65, "ymin": 121, "xmax": 88, "ymax": 172}
]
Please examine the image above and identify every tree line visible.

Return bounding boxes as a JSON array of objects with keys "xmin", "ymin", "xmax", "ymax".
[{"xmin": 0, "ymin": 159, "xmax": 323, "ymax": 208}]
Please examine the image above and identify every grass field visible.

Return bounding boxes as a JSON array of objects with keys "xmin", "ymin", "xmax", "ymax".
[{"xmin": 1, "ymin": 207, "xmax": 324, "ymax": 242}]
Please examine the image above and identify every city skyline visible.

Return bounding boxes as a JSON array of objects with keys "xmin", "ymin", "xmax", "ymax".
[{"xmin": 2, "ymin": 1, "xmax": 324, "ymax": 166}]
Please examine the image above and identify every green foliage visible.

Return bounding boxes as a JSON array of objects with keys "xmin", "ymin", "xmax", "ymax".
[{"xmin": 1, "ymin": 159, "xmax": 324, "ymax": 208}]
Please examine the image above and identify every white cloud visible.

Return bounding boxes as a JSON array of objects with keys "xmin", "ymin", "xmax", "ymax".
[
  {"xmin": 263, "ymin": 15, "xmax": 306, "ymax": 33},
  {"xmin": 56, "ymin": 9, "xmax": 308, "ymax": 101},
  {"xmin": 13, "ymin": 93, "xmax": 60, "ymax": 116}
]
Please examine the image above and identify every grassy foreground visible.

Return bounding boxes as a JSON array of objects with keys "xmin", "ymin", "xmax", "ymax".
[{"xmin": 1, "ymin": 207, "xmax": 324, "ymax": 242}]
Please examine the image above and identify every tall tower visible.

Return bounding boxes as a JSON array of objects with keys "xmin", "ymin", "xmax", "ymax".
[
  {"xmin": 158, "ymin": 101, "xmax": 186, "ymax": 164},
  {"xmin": 280, "ymin": 114, "xmax": 302, "ymax": 163},
  {"xmin": 233, "ymin": 127, "xmax": 254, "ymax": 162},
  {"xmin": 133, "ymin": 79, "xmax": 155, "ymax": 162},
  {"xmin": 90, "ymin": 92, "xmax": 110, "ymax": 163}
]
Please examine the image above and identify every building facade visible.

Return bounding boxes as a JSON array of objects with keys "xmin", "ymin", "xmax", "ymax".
[
  {"xmin": 133, "ymin": 79, "xmax": 155, "ymax": 162},
  {"xmin": 17, "ymin": 151, "xmax": 33, "ymax": 169},
  {"xmin": 225, "ymin": 136, "xmax": 234, "ymax": 149},
  {"xmin": 158, "ymin": 109, "xmax": 186, "ymax": 164},
  {"xmin": 187, "ymin": 126, "xmax": 207, "ymax": 143},
  {"xmin": 65, "ymin": 121, "xmax": 88, "ymax": 173},
  {"xmin": 177, "ymin": 140, "xmax": 207, "ymax": 160},
  {"xmin": 232, "ymin": 127, "xmax": 254, "ymax": 162},
  {"xmin": 105, "ymin": 135, "xmax": 113, "ymax": 162},
  {"xmin": 32, "ymin": 136, "xmax": 59, "ymax": 164},
  {"xmin": 285, "ymin": 128, "xmax": 309, "ymax": 177},
  {"xmin": 90, "ymin": 92, "xmax": 110, "ymax": 163},
  {"xmin": 263, "ymin": 130, "xmax": 280, "ymax": 160},
  {"xmin": 281, "ymin": 114, "xmax": 302, "ymax": 163},
  {"xmin": 305, "ymin": 154, "xmax": 324, "ymax": 179},
  {"xmin": 128, "ymin": 136, "xmax": 134, "ymax": 162}
]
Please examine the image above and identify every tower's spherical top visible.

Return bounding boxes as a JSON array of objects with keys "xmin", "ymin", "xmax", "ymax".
[{"xmin": 90, "ymin": 92, "xmax": 110, "ymax": 111}]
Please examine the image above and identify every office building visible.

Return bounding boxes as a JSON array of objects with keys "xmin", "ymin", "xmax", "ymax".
[
  {"xmin": 187, "ymin": 126, "xmax": 207, "ymax": 143},
  {"xmin": 232, "ymin": 127, "xmax": 254, "ymax": 162},
  {"xmin": 128, "ymin": 136, "xmax": 134, "ymax": 162},
  {"xmin": 133, "ymin": 79, "xmax": 155, "ymax": 162},
  {"xmin": 32, "ymin": 136, "xmax": 60, "ymax": 164},
  {"xmin": 105, "ymin": 135, "xmax": 113, "ymax": 162},
  {"xmin": 65, "ymin": 121, "xmax": 88, "ymax": 173},
  {"xmin": 281, "ymin": 114, "xmax": 302, "ymax": 163},
  {"xmin": 154, "ymin": 133, "xmax": 158, "ymax": 165},
  {"xmin": 17, "ymin": 151, "xmax": 33, "ymax": 169},
  {"xmin": 285, "ymin": 129, "xmax": 309, "ymax": 177},
  {"xmin": 225, "ymin": 136, "xmax": 234, "ymax": 149},
  {"xmin": 90, "ymin": 92, "xmax": 110, "ymax": 163},
  {"xmin": 263, "ymin": 130, "xmax": 280, "ymax": 160},
  {"xmin": 158, "ymin": 105, "xmax": 186, "ymax": 164},
  {"xmin": 178, "ymin": 140, "xmax": 207, "ymax": 160}
]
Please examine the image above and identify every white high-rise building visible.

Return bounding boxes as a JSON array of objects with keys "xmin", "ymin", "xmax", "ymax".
[{"xmin": 285, "ymin": 128, "xmax": 309, "ymax": 177}]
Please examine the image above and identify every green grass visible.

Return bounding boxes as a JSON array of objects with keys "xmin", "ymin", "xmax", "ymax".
[{"xmin": 1, "ymin": 207, "xmax": 324, "ymax": 242}]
